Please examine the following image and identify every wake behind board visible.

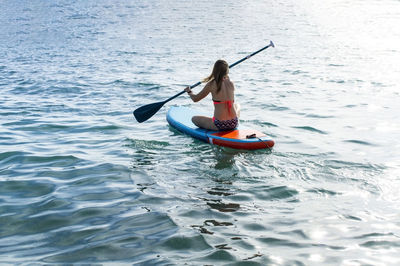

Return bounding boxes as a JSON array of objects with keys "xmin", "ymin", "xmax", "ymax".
[{"xmin": 167, "ymin": 106, "xmax": 274, "ymax": 150}]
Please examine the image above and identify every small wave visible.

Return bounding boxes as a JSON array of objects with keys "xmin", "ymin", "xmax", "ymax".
[
  {"xmin": 6, "ymin": 121, "xmax": 122, "ymax": 135},
  {"xmin": 283, "ymin": 69, "xmax": 308, "ymax": 75},
  {"xmin": 328, "ymin": 63, "xmax": 345, "ymax": 67},
  {"xmin": 0, "ymin": 110, "xmax": 30, "ymax": 117},
  {"xmin": 83, "ymin": 125, "xmax": 121, "ymax": 132},
  {"xmin": 306, "ymin": 188, "xmax": 339, "ymax": 196},
  {"xmin": 328, "ymin": 79, "xmax": 345, "ymax": 84},
  {"xmin": 324, "ymin": 159, "xmax": 383, "ymax": 170},
  {"xmin": 0, "ymin": 151, "xmax": 27, "ymax": 162},
  {"xmin": 360, "ymin": 240, "xmax": 400, "ymax": 248},
  {"xmin": 201, "ymin": 250, "xmax": 236, "ymax": 262},
  {"xmin": 125, "ymin": 138, "xmax": 170, "ymax": 150},
  {"xmin": 253, "ymin": 185, "xmax": 299, "ymax": 201},
  {"xmin": 246, "ymin": 119, "xmax": 278, "ymax": 128},
  {"xmin": 257, "ymin": 237, "xmax": 303, "ymax": 248},
  {"xmin": 342, "ymin": 214, "xmax": 363, "ymax": 221},
  {"xmin": 159, "ymin": 234, "xmax": 211, "ymax": 252},
  {"xmin": 270, "ymin": 105, "xmax": 290, "ymax": 111},
  {"xmin": 292, "ymin": 126, "xmax": 327, "ymax": 135},
  {"xmin": 99, "ymin": 80, "xmax": 161, "ymax": 90},
  {"xmin": 10, "ymin": 84, "xmax": 84, "ymax": 96},
  {"xmin": 42, "ymin": 212, "xmax": 178, "ymax": 263},
  {"xmin": 344, "ymin": 139, "xmax": 373, "ymax": 146},
  {"xmin": 17, "ymin": 79, "xmax": 35, "ymax": 86},
  {"xmin": 353, "ymin": 232, "xmax": 394, "ymax": 239},
  {"xmin": 0, "ymin": 151, "xmax": 83, "ymax": 169},
  {"xmin": 242, "ymin": 222, "xmax": 268, "ymax": 232},
  {"xmin": 0, "ymin": 180, "xmax": 55, "ymax": 198},
  {"xmin": 10, "ymin": 123, "xmax": 70, "ymax": 132},
  {"xmin": 114, "ymin": 51, "xmax": 138, "ymax": 56},
  {"xmin": 305, "ymin": 114, "xmax": 335, "ymax": 119},
  {"xmin": 67, "ymin": 13, "xmax": 98, "ymax": 20}
]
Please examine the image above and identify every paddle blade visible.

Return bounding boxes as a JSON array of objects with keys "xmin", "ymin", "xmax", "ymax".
[{"xmin": 133, "ymin": 101, "xmax": 165, "ymax": 123}]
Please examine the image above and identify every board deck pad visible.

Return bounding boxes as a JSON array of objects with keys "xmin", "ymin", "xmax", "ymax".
[{"xmin": 167, "ymin": 106, "xmax": 274, "ymax": 150}]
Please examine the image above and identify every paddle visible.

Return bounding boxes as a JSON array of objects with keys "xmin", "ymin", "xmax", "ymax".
[{"xmin": 133, "ymin": 40, "xmax": 275, "ymax": 123}]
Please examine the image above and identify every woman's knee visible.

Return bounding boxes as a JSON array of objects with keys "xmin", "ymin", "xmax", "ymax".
[{"xmin": 192, "ymin": 116, "xmax": 201, "ymax": 127}]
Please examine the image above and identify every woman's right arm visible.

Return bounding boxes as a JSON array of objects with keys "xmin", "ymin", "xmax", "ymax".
[{"xmin": 185, "ymin": 82, "xmax": 212, "ymax": 102}]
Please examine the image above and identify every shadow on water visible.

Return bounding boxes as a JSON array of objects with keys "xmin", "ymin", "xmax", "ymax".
[{"xmin": 212, "ymin": 145, "xmax": 273, "ymax": 170}]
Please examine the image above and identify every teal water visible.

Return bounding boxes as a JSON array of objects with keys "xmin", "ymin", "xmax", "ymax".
[{"xmin": 1, "ymin": 0, "xmax": 400, "ymax": 264}]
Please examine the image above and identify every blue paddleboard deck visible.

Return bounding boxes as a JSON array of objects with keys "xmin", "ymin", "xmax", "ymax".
[{"xmin": 166, "ymin": 106, "xmax": 274, "ymax": 150}]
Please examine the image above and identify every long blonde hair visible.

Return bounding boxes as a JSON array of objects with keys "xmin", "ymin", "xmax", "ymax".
[{"xmin": 203, "ymin": 60, "xmax": 229, "ymax": 93}]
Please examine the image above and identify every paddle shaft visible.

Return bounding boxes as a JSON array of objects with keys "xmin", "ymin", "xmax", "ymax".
[
  {"xmin": 133, "ymin": 41, "xmax": 275, "ymax": 122},
  {"xmin": 163, "ymin": 40, "xmax": 275, "ymax": 104}
]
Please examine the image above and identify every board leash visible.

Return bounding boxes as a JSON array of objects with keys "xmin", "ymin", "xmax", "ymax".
[{"xmin": 246, "ymin": 133, "xmax": 272, "ymax": 149}]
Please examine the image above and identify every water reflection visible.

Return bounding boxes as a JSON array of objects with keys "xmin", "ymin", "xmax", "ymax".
[
  {"xmin": 190, "ymin": 182, "xmax": 240, "ymax": 240},
  {"xmin": 206, "ymin": 187, "xmax": 233, "ymax": 197},
  {"xmin": 206, "ymin": 201, "xmax": 240, "ymax": 212},
  {"xmin": 213, "ymin": 149, "xmax": 238, "ymax": 169}
]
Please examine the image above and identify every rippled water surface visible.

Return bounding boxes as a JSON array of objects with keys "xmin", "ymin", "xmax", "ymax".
[{"xmin": 1, "ymin": 0, "xmax": 400, "ymax": 264}]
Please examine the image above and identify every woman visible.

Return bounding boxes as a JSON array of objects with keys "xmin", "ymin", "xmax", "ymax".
[{"xmin": 184, "ymin": 59, "xmax": 240, "ymax": 131}]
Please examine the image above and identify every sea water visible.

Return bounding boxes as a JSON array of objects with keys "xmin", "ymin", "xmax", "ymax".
[{"xmin": 1, "ymin": 0, "xmax": 399, "ymax": 264}]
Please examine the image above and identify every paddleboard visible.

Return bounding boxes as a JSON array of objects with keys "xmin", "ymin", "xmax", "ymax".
[{"xmin": 167, "ymin": 106, "xmax": 274, "ymax": 150}]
